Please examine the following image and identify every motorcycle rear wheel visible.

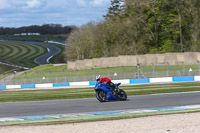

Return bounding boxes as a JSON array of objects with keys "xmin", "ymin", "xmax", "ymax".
[{"xmin": 96, "ymin": 90, "xmax": 107, "ymax": 102}]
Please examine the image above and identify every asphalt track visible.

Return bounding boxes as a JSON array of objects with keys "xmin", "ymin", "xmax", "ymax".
[
  {"xmin": 26, "ymin": 42, "xmax": 61, "ymax": 65},
  {"xmin": 0, "ymin": 91, "xmax": 200, "ymax": 118}
]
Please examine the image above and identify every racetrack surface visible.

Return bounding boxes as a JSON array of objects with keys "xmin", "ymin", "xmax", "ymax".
[
  {"xmin": 26, "ymin": 42, "xmax": 61, "ymax": 65},
  {"xmin": 0, "ymin": 91, "xmax": 200, "ymax": 118}
]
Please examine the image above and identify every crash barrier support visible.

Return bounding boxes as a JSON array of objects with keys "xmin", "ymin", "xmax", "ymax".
[{"xmin": 0, "ymin": 76, "xmax": 199, "ymax": 90}]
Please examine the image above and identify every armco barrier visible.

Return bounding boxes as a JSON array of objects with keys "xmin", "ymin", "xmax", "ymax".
[{"xmin": 1, "ymin": 76, "xmax": 200, "ymax": 89}]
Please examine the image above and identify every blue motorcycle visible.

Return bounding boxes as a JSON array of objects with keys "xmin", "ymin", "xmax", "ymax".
[{"xmin": 94, "ymin": 81, "xmax": 127, "ymax": 102}]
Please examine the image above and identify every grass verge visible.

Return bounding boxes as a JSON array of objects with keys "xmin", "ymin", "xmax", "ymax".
[{"xmin": 0, "ymin": 83, "xmax": 200, "ymax": 102}]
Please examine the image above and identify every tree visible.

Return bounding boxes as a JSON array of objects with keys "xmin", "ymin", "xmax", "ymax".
[
  {"xmin": 118, "ymin": 0, "xmax": 149, "ymax": 54},
  {"xmin": 104, "ymin": 0, "xmax": 124, "ymax": 20},
  {"xmin": 145, "ymin": 0, "xmax": 188, "ymax": 53},
  {"xmin": 184, "ymin": 0, "xmax": 200, "ymax": 51},
  {"xmin": 65, "ymin": 23, "xmax": 96, "ymax": 61}
]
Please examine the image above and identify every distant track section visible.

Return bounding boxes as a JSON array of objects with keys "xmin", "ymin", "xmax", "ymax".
[
  {"xmin": 0, "ymin": 41, "xmax": 47, "ymax": 68},
  {"xmin": 26, "ymin": 42, "xmax": 61, "ymax": 65}
]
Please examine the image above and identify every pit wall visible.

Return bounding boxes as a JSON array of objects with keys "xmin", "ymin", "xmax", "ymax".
[
  {"xmin": 1, "ymin": 76, "xmax": 200, "ymax": 89},
  {"xmin": 67, "ymin": 52, "xmax": 200, "ymax": 70}
]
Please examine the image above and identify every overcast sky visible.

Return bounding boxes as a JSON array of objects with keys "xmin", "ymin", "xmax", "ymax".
[{"xmin": 0, "ymin": 0, "xmax": 110, "ymax": 28}]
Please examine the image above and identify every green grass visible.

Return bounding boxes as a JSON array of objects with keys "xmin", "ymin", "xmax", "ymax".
[
  {"xmin": 0, "ymin": 41, "xmax": 47, "ymax": 68},
  {"xmin": 11, "ymin": 63, "xmax": 200, "ymax": 85},
  {"xmin": 0, "ymin": 83, "xmax": 200, "ymax": 102},
  {"xmin": 18, "ymin": 63, "xmax": 199, "ymax": 78},
  {"xmin": 0, "ymin": 64, "xmax": 15, "ymax": 74},
  {"xmin": 0, "ymin": 41, "xmax": 65, "ymax": 75}
]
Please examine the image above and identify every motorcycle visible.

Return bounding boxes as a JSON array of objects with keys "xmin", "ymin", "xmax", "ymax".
[{"xmin": 94, "ymin": 81, "xmax": 127, "ymax": 102}]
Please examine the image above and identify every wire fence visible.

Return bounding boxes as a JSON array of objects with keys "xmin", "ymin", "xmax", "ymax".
[{"xmin": 1, "ymin": 64, "xmax": 200, "ymax": 85}]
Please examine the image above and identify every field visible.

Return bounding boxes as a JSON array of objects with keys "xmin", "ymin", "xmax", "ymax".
[
  {"xmin": 0, "ymin": 40, "xmax": 65, "ymax": 75},
  {"xmin": 0, "ymin": 41, "xmax": 47, "ymax": 68},
  {"xmin": 0, "ymin": 83, "xmax": 200, "ymax": 102},
  {"xmin": 0, "ymin": 64, "xmax": 15, "ymax": 74}
]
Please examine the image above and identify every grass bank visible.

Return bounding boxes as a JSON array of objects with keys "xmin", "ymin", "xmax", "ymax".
[
  {"xmin": 12, "ymin": 63, "xmax": 200, "ymax": 85},
  {"xmin": 0, "ymin": 41, "xmax": 65, "ymax": 76},
  {"xmin": 0, "ymin": 41, "xmax": 47, "ymax": 68}
]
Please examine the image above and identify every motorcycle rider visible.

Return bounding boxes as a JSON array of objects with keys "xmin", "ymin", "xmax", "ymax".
[{"xmin": 96, "ymin": 75, "xmax": 116, "ymax": 92}]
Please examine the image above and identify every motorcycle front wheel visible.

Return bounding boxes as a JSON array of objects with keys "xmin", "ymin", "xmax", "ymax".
[
  {"xmin": 118, "ymin": 89, "xmax": 127, "ymax": 101},
  {"xmin": 96, "ymin": 90, "xmax": 107, "ymax": 102}
]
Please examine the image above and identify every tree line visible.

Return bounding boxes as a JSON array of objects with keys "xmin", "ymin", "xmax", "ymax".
[
  {"xmin": 65, "ymin": 0, "xmax": 200, "ymax": 61},
  {"xmin": 0, "ymin": 24, "xmax": 77, "ymax": 35}
]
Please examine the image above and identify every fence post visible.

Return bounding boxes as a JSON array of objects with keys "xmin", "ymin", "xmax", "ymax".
[
  {"xmin": 137, "ymin": 64, "xmax": 140, "ymax": 79},
  {"xmin": 56, "ymin": 77, "xmax": 58, "ymax": 83},
  {"xmin": 122, "ymin": 65, "xmax": 125, "ymax": 79},
  {"xmin": 49, "ymin": 70, "xmax": 51, "ymax": 83},
  {"xmin": 36, "ymin": 72, "xmax": 39, "ymax": 83},
  {"xmin": 63, "ymin": 69, "xmax": 66, "ymax": 82},
  {"xmin": 107, "ymin": 67, "xmax": 110, "ymax": 77},
  {"xmin": 152, "ymin": 63, "xmax": 155, "ymax": 78},
  {"xmin": 167, "ymin": 62, "xmax": 169, "ymax": 77},
  {"xmin": 4, "ymin": 73, "xmax": 6, "ymax": 85},
  {"xmin": 25, "ymin": 72, "xmax": 27, "ymax": 84},
  {"xmin": 198, "ymin": 61, "xmax": 200, "ymax": 76},
  {"xmin": 14, "ymin": 71, "xmax": 16, "ymax": 85},
  {"xmin": 76, "ymin": 69, "xmax": 79, "ymax": 81},
  {"xmin": 92, "ymin": 68, "xmax": 95, "ymax": 81},
  {"xmin": 182, "ymin": 62, "xmax": 185, "ymax": 76}
]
